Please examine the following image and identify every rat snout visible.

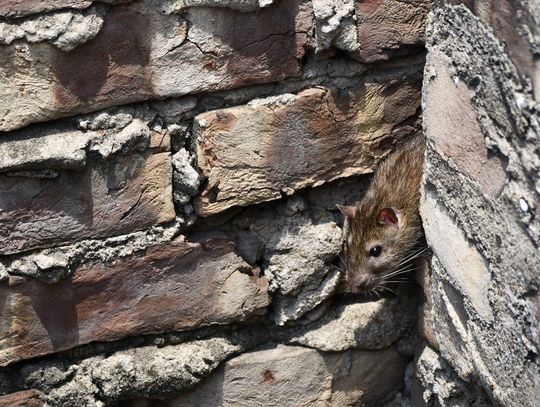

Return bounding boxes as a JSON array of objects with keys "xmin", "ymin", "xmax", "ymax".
[{"xmin": 350, "ymin": 273, "xmax": 373, "ymax": 292}]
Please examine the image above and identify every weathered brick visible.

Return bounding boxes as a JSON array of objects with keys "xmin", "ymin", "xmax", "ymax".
[
  {"xmin": 0, "ymin": 390, "xmax": 45, "ymax": 407},
  {"xmin": 445, "ymin": 0, "xmax": 539, "ymax": 100},
  {"xmin": 148, "ymin": 345, "xmax": 408, "ymax": 406},
  {"xmin": 0, "ymin": 237, "xmax": 269, "ymax": 366},
  {"xmin": 423, "ymin": 51, "xmax": 507, "ymax": 197},
  {"xmin": 194, "ymin": 80, "xmax": 421, "ymax": 216},
  {"xmin": 0, "ymin": 1, "xmax": 91, "ymax": 18},
  {"xmin": 354, "ymin": 0, "xmax": 432, "ymax": 62},
  {"xmin": 0, "ymin": 1, "xmax": 134, "ymax": 18},
  {"xmin": 0, "ymin": 149, "xmax": 175, "ymax": 255},
  {"xmin": 0, "ymin": 0, "xmax": 310, "ymax": 132}
]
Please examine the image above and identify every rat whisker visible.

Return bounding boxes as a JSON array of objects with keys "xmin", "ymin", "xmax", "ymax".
[
  {"xmin": 382, "ymin": 280, "xmax": 410, "ymax": 284},
  {"xmin": 378, "ymin": 285, "xmax": 397, "ymax": 296},
  {"xmin": 394, "ymin": 247, "xmax": 428, "ymax": 267},
  {"xmin": 392, "ymin": 247, "xmax": 428, "ymax": 269},
  {"xmin": 379, "ymin": 267, "xmax": 415, "ymax": 280},
  {"xmin": 329, "ymin": 263, "xmax": 344, "ymax": 273},
  {"xmin": 382, "ymin": 264, "xmax": 423, "ymax": 279},
  {"xmin": 337, "ymin": 253, "xmax": 347, "ymax": 268}
]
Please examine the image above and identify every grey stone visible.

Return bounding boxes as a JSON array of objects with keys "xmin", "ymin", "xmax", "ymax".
[
  {"xmin": 239, "ymin": 196, "xmax": 343, "ymax": 325},
  {"xmin": 313, "ymin": 0, "xmax": 359, "ymax": 54},
  {"xmin": 0, "ymin": 125, "xmax": 89, "ymax": 172},
  {"xmin": 420, "ymin": 4, "xmax": 540, "ymax": 406},
  {"xmin": 414, "ymin": 345, "xmax": 493, "ymax": 407},
  {"xmin": 162, "ymin": 0, "xmax": 274, "ymax": 13},
  {"xmin": 89, "ymin": 119, "xmax": 151, "ymax": 157},
  {"xmin": 0, "ymin": 263, "xmax": 7, "ymax": 282},
  {"xmin": 172, "ymin": 148, "xmax": 200, "ymax": 199},
  {"xmin": 23, "ymin": 336, "xmax": 251, "ymax": 406},
  {"xmin": 0, "ymin": 6, "xmax": 104, "ymax": 52},
  {"xmin": 9, "ymin": 251, "xmax": 72, "ymax": 284},
  {"xmin": 82, "ymin": 111, "xmax": 135, "ymax": 131},
  {"xmin": 146, "ymin": 344, "xmax": 408, "ymax": 407},
  {"xmin": 281, "ymin": 286, "xmax": 419, "ymax": 351}
]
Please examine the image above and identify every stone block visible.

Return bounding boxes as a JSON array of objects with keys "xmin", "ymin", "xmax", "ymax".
[
  {"xmin": 0, "ymin": 0, "xmax": 310, "ymax": 132},
  {"xmin": 423, "ymin": 51, "xmax": 506, "ymax": 197},
  {"xmin": 282, "ymin": 286, "xmax": 420, "ymax": 351},
  {"xmin": 150, "ymin": 344, "xmax": 408, "ymax": 407},
  {"xmin": 195, "ymin": 79, "xmax": 421, "ymax": 216},
  {"xmin": 420, "ymin": 5, "xmax": 540, "ymax": 405},
  {"xmin": 0, "ymin": 390, "xmax": 45, "ymax": 407},
  {"xmin": 237, "ymin": 195, "xmax": 343, "ymax": 325},
  {"xmin": 19, "ymin": 335, "xmax": 260, "ymax": 406},
  {"xmin": 0, "ymin": 150, "xmax": 175, "ymax": 255},
  {"xmin": 354, "ymin": 0, "xmax": 432, "ymax": 63},
  {"xmin": 0, "ymin": 237, "xmax": 269, "ymax": 366},
  {"xmin": 0, "ymin": 1, "xmax": 91, "ymax": 18}
]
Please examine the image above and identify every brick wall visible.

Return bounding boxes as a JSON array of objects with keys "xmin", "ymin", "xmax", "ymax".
[{"xmin": 0, "ymin": 0, "xmax": 537, "ymax": 406}]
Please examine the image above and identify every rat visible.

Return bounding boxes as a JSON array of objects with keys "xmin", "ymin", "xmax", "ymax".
[{"xmin": 337, "ymin": 137, "xmax": 426, "ymax": 295}]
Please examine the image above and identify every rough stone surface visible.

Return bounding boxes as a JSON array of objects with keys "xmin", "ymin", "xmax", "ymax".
[
  {"xmin": 163, "ymin": 0, "xmax": 275, "ymax": 13},
  {"xmin": 414, "ymin": 345, "xmax": 493, "ymax": 406},
  {"xmin": 419, "ymin": 4, "xmax": 540, "ymax": 406},
  {"xmin": 313, "ymin": 0, "xmax": 358, "ymax": 54},
  {"xmin": 281, "ymin": 287, "xmax": 420, "ymax": 351},
  {"xmin": 0, "ymin": 6, "xmax": 105, "ymax": 52},
  {"xmin": 353, "ymin": 0, "xmax": 432, "ymax": 63},
  {"xmin": 442, "ymin": 0, "xmax": 540, "ymax": 101},
  {"xmin": 0, "ymin": 149, "xmax": 174, "ymax": 255},
  {"xmin": 195, "ymin": 79, "xmax": 421, "ymax": 216},
  {"xmin": 0, "ymin": 216, "xmax": 185, "ymax": 284},
  {"xmin": 132, "ymin": 344, "xmax": 409, "ymax": 407},
  {"xmin": 237, "ymin": 195, "xmax": 343, "ymax": 325},
  {"xmin": 21, "ymin": 336, "xmax": 253, "ymax": 407},
  {"xmin": 0, "ymin": 1, "xmax": 131, "ymax": 18},
  {"xmin": 172, "ymin": 148, "xmax": 200, "ymax": 206},
  {"xmin": 0, "ymin": 237, "xmax": 269, "ymax": 366},
  {"xmin": 0, "ymin": 124, "xmax": 90, "ymax": 173},
  {"xmin": 0, "ymin": 0, "xmax": 310, "ymax": 132},
  {"xmin": 0, "ymin": 390, "xmax": 45, "ymax": 407}
]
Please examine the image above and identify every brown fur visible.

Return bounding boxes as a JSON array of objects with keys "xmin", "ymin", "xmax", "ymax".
[{"xmin": 342, "ymin": 137, "xmax": 426, "ymax": 293}]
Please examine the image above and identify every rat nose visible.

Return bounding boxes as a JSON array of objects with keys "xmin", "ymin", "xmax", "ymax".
[{"xmin": 353, "ymin": 274, "xmax": 371, "ymax": 291}]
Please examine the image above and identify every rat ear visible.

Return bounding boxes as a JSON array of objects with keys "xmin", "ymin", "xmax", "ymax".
[
  {"xmin": 377, "ymin": 207, "xmax": 400, "ymax": 228},
  {"xmin": 337, "ymin": 204, "xmax": 357, "ymax": 219}
]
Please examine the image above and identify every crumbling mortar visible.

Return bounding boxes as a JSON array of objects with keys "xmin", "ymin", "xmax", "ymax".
[{"xmin": 0, "ymin": 217, "xmax": 186, "ymax": 284}]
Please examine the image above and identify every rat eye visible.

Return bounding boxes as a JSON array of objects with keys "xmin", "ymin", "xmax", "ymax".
[{"xmin": 369, "ymin": 245, "xmax": 382, "ymax": 257}]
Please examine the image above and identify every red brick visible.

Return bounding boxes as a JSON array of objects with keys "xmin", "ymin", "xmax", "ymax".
[
  {"xmin": 0, "ymin": 151, "xmax": 175, "ymax": 255},
  {"xmin": 423, "ymin": 51, "xmax": 506, "ymax": 197},
  {"xmin": 0, "ymin": 237, "xmax": 269, "ymax": 366},
  {"xmin": 195, "ymin": 80, "xmax": 421, "ymax": 216},
  {"xmin": 0, "ymin": 0, "xmax": 311, "ymax": 132},
  {"xmin": 0, "ymin": 390, "xmax": 45, "ymax": 407},
  {"xmin": 354, "ymin": 0, "xmax": 432, "ymax": 62}
]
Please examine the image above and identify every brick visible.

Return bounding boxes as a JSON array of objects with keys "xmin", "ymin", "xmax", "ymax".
[
  {"xmin": 194, "ymin": 80, "xmax": 421, "ymax": 216},
  {"xmin": 423, "ymin": 51, "xmax": 506, "ymax": 197},
  {"xmin": 0, "ymin": 390, "xmax": 45, "ymax": 407},
  {"xmin": 0, "ymin": 1, "xmax": 135, "ymax": 18},
  {"xmin": 354, "ymin": 0, "xmax": 432, "ymax": 62},
  {"xmin": 0, "ymin": 237, "xmax": 269, "ymax": 366},
  {"xmin": 0, "ymin": 150, "xmax": 175, "ymax": 255},
  {"xmin": 445, "ymin": 0, "xmax": 539, "ymax": 100},
  {"xmin": 0, "ymin": 0, "xmax": 310, "ymax": 132},
  {"xmin": 0, "ymin": 1, "xmax": 91, "ymax": 18},
  {"xmin": 153, "ymin": 345, "xmax": 408, "ymax": 406}
]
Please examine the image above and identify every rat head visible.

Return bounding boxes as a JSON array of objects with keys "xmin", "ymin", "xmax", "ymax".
[{"xmin": 338, "ymin": 204, "xmax": 415, "ymax": 294}]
